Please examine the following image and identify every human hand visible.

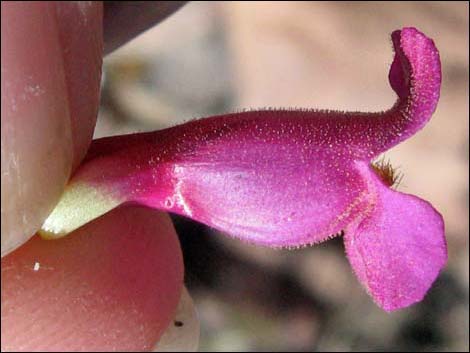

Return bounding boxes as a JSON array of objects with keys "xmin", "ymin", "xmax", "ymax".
[{"xmin": 1, "ymin": 2, "xmax": 197, "ymax": 351}]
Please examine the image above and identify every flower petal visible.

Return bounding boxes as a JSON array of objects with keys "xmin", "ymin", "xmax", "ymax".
[
  {"xmin": 344, "ymin": 168, "xmax": 447, "ymax": 311},
  {"xmin": 374, "ymin": 27, "xmax": 442, "ymax": 154},
  {"xmin": 40, "ymin": 129, "xmax": 371, "ymax": 247},
  {"xmin": 324, "ymin": 27, "xmax": 441, "ymax": 159},
  {"xmin": 39, "ymin": 27, "xmax": 441, "ymax": 251}
]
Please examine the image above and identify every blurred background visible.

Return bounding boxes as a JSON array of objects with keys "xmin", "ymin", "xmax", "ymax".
[{"xmin": 98, "ymin": 2, "xmax": 469, "ymax": 351}]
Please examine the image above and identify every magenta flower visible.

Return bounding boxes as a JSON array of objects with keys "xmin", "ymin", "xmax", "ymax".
[{"xmin": 40, "ymin": 27, "xmax": 446, "ymax": 312}]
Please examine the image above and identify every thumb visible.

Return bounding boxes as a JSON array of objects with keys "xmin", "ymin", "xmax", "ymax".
[{"xmin": 1, "ymin": 2, "xmax": 103, "ymax": 256}]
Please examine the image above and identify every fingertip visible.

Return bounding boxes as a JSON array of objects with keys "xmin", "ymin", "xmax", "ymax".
[
  {"xmin": 1, "ymin": 2, "xmax": 74, "ymax": 255},
  {"xmin": 1, "ymin": 2, "xmax": 103, "ymax": 255},
  {"xmin": 55, "ymin": 1, "xmax": 104, "ymax": 168},
  {"xmin": 1, "ymin": 206, "xmax": 184, "ymax": 351}
]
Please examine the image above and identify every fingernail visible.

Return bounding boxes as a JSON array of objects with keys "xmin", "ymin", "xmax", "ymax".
[{"xmin": 153, "ymin": 287, "xmax": 200, "ymax": 352}]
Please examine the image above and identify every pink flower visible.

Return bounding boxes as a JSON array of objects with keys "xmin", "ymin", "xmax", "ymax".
[{"xmin": 40, "ymin": 27, "xmax": 446, "ymax": 312}]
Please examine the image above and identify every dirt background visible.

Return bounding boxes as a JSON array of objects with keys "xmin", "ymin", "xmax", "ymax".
[{"xmin": 99, "ymin": 2, "xmax": 469, "ymax": 351}]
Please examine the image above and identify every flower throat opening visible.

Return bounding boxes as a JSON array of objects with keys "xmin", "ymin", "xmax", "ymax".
[{"xmin": 371, "ymin": 158, "xmax": 403, "ymax": 188}]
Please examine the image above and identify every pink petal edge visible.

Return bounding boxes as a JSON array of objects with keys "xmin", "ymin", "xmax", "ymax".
[{"xmin": 344, "ymin": 164, "xmax": 447, "ymax": 311}]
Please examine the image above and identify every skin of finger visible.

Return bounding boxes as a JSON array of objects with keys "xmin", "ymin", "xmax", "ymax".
[
  {"xmin": 55, "ymin": 2, "xmax": 103, "ymax": 169},
  {"xmin": 1, "ymin": 2, "xmax": 103, "ymax": 257},
  {"xmin": 1, "ymin": 206, "xmax": 184, "ymax": 352},
  {"xmin": 103, "ymin": 1, "xmax": 187, "ymax": 54}
]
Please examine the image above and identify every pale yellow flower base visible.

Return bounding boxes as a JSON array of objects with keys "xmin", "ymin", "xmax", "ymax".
[{"xmin": 38, "ymin": 182, "xmax": 122, "ymax": 239}]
